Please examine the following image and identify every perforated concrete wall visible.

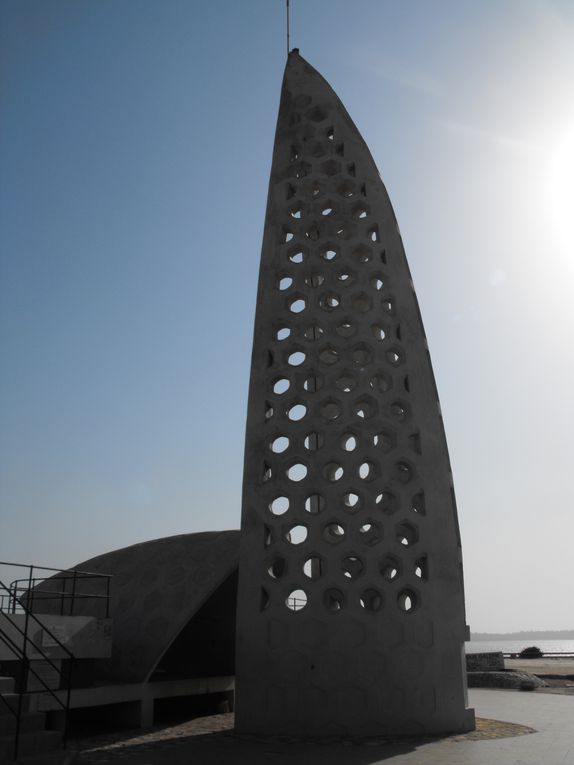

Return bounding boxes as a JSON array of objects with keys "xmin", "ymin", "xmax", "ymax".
[{"xmin": 235, "ymin": 51, "xmax": 474, "ymax": 737}]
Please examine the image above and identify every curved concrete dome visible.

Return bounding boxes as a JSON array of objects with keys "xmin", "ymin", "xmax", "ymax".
[{"xmin": 69, "ymin": 531, "xmax": 240, "ymax": 683}]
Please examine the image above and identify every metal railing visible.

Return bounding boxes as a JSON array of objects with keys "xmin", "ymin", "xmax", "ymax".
[
  {"xmin": 0, "ymin": 562, "xmax": 112, "ymax": 760},
  {"xmin": 0, "ymin": 561, "xmax": 112, "ymax": 618}
]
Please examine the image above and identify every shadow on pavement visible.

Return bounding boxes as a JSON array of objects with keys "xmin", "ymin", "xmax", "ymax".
[{"xmin": 77, "ymin": 729, "xmax": 424, "ymax": 765}]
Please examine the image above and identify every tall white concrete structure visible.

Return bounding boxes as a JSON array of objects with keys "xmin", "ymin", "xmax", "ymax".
[{"xmin": 235, "ymin": 50, "xmax": 474, "ymax": 737}]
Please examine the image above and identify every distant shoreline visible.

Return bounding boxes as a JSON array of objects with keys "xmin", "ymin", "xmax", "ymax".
[{"xmin": 470, "ymin": 631, "xmax": 574, "ymax": 641}]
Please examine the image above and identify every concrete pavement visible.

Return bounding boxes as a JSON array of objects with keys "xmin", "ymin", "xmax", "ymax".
[{"xmin": 76, "ymin": 689, "xmax": 574, "ymax": 764}]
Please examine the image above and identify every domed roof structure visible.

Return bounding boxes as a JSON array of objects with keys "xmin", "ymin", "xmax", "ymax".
[{"xmin": 58, "ymin": 531, "xmax": 240, "ymax": 683}]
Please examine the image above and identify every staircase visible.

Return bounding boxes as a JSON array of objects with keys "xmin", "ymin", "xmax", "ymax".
[
  {"xmin": 0, "ymin": 675, "xmax": 64, "ymax": 762},
  {"xmin": 0, "ymin": 560, "xmax": 111, "ymax": 763}
]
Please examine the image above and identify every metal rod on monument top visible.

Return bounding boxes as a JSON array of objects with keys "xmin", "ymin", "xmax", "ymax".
[{"xmin": 286, "ymin": 0, "xmax": 290, "ymax": 56}]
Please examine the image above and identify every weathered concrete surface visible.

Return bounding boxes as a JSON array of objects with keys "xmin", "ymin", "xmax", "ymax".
[
  {"xmin": 33, "ymin": 532, "xmax": 239, "ymax": 683},
  {"xmin": 236, "ymin": 50, "xmax": 474, "ymax": 736},
  {"xmin": 0, "ymin": 615, "xmax": 111, "ymax": 661}
]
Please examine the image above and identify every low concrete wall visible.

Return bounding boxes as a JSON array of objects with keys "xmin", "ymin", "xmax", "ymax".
[
  {"xmin": 466, "ymin": 651, "xmax": 504, "ymax": 672},
  {"xmin": 0, "ymin": 614, "xmax": 112, "ymax": 660},
  {"xmin": 467, "ymin": 671, "xmax": 546, "ymax": 689}
]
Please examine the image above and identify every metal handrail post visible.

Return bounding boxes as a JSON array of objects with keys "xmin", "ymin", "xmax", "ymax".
[{"xmin": 70, "ymin": 570, "xmax": 77, "ymax": 616}]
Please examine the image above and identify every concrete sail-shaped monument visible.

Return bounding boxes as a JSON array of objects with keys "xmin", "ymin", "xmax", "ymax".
[{"xmin": 236, "ymin": 50, "xmax": 474, "ymax": 736}]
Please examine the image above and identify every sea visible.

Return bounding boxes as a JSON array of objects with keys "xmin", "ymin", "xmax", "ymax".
[{"xmin": 466, "ymin": 639, "xmax": 574, "ymax": 655}]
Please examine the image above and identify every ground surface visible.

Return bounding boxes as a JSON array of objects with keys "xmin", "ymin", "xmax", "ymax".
[
  {"xmin": 70, "ymin": 689, "xmax": 574, "ymax": 765},
  {"xmin": 506, "ymin": 657, "xmax": 574, "ymax": 676}
]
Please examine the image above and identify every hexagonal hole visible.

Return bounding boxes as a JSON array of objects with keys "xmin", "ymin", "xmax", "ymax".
[
  {"xmin": 376, "ymin": 491, "xmax": 398, "ymax": 515},
  {"xmin": 303, "ymin": 372, "xmax": 324, "ymax": 392},
  {"xmin": 341, "ymin": 433, "xmax": 357, "ymax": 452},
  {"xmin": 396, "ymin": 461, "xmax": 413, "ymax": 483},
  {"xmin": 287, "ymin": 463, "xmax": 308, "ymax": 482},
  {"xmin": 342, "ymin": 492, "xmax": 361, "ymax": 511},
  {"xmin": 319, "ymin": 292, "xmax": 341, "ymax": 311},
  {"xmin": 321, "ymin": 399, "xmax": 341, "ymax": 420},
  {"xmin": 285, "ymin": 525, "xmax": 308, "ymax": 545},
  {"xmin": 380, "ymin": 556, "xmax": 401, "ymax": 582},
  {"xmin": 303, "ymin": 556, "xmax": 324, "ymax": 580},
  {"xmin": 291, "ymin": 161, "xmax": 312, "ymax": 179},
  {"xmin": 287, "ymin": 350, "xmax": 306, "ymax": 366},
  {"xmin": 278, "ymin": 275, "xmax": 294, "ymax": 291},
  {"xmin": 336, "ymin": 268, "xmax": 355, "ymax": 286},
  {"xmin": 324, "ymin": 588, "xmax": 344, "ymax": 612},
  {"xmin": 390, "ymin": 401, "xmax": 409, "ymax": 421},
  {"xmin": 360, "ymin": 589, "xmax": 382, "ymax": 611},
  {"xmin": 371, "ymin": 323, "xmax": 387, "ymax": 342},
  {"xmin": 269, "ymin": 496, "xmax": 289, "ymax": 516},
  {"xmin": 286, "ymin": 589, "xmax": 308, "ymax": 611},
  {"xmin": 305, "ymin": 223, "xmax": 322, "ymax": 241},
  {"xmin": 350, "ymin": 292, "xmax": 372, "ymax": 313},
  {"xmin": 397, "ymin": 589, "xmax": 418, "ymax": 613},
  {"xmin": 305, "ymin": 493, "xmax": 326, "ymax": 514},
  {"xmin": 323, "ymin": 462, "xmax": 344, "ymax": 482},
  {"xmin": 287, "ymin": 402, "xmax": 307, "ymax": 421},
  {"xmin": 304, "ymin": 272, "xmax": 325, "ymax": 288},
  {"xmin": 334, "ymin": 222, "xmax": 357, "ymax": 240},
  {"xmin": 386, "ymin": 347, "xmax": 404, "ymax": 365},
  {"xmin": 287, "ymin": 245, "xmax": 307, "ymax": 264},
  {"xmin": 358, "ymin": 461, "xmax": 376, "ymax": 480},
  {"xmin": 370, "ymin": 274, "xmax": 385, "ymax": 291},
  {"xmin": 370, "ymin": 372, "xmax": 393, "ymax": 393},
  {"xmin": 415, "ymin": 556, "xmax": 428, "ymax": 580},
  {"xmin": 267, "ymin": 558, "xmax": 286, "ymax": 579},
  {"xmin": 303, "ymin": 324, "xmax": 325, "ymax": 341},
  {"xmin": 359, "ymin": 521, "xmax": 382, "ymax": 546},
  {"xmin": 320, "ymin": 159, "xmax": 342, "ymax": 176},
  {"xmin": 276, "ymin": 326, "xmax": 291, "ymax": 341},
  {"xmin": 353, "ymin": 396, "xmax": 376, "ymax": 419},
  {"xmin": 411, "ymin": 491, "xmax": 426, "ymax": 516},
  {"xmin": 289, "ymin": 202, "xmax": 305, "ymax": 220},
  {"xmin": 270, "ymin": 435, "xmax": 290, "ymax": 454},
  {"xmin": 351, "ymin": 243, "xmax": 372, "ymax": 263},
  {"xmin": 319, "ymin": 345, "xmax": 340, "ymax": 365},
  {"xmin": 336, "ymin": 180, "xmax": 356, "ymax": 197},
  {"xmin": 304, "ymin": 432, "xmax": 324, "ymax": 451},
  {"xmin": 320, "ymin": 199, "xmax": 338, "ymax": 216},
  {"xmin": 288, "ymin": 295, "xmax": 307, "ymax": 314},
  {"xmin": 320, "ymin": 243, "xmax": 339, "ymax": 261},
  {"xmin": 273, "ymin": 377, "xmax": 290, "ymax": 395},
  {"xmin": 373, "ymin": 430, "xmax": 396, "ymax": 452},
  {"xmin": 351, "ymin": 343, "xmax": 372, "ymax": 368},
  {"xmin": 382, "ymin": 296, "xmax": 395, "ymax": 315},
  {"xmin": 335, "ymin": 320, "xmax": 356, "ymax": 339},
  {"xmin": 351, "ymin": 203, "xmax": 369, "ymax": 220},
  {"xmin": 341, "ymin": 556, "xmax": 364, "ymax": 580},
  {"xmin": 323, "ymin": 523, "xmax": 345, "ymax": 544},
  {"xmin": 335, "ymin": 373, "xmax": 356, "ymax": 393},
  {"xmin": 396, "ymin": 521, "xmax": 418, "ymax": 547}
]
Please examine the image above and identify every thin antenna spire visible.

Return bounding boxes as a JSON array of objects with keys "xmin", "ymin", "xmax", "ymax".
[{"xmin": 286, "ymin": 0, "xmax": 290, "ymax": 56}]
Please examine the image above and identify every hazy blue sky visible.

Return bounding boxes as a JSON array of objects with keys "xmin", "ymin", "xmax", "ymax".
[{"xmin": 1, "ymin": 0, "xmax": 573, "ymax": 633}]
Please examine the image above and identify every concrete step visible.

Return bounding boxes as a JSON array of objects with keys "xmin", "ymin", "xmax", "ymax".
[
  {"xmin": 0, "ymin": 694, "xmax": 31, "ymax": 716},
  {"xmin": 0, "ymin": 711, "xmax": 46, "ymax": 736},
  {"xmin": 0, "ymin": 729, "xmax": 62, "ymax": 761},
  {"xmin": 0, "ymin": 677, "xmax": 16, "ymax": 694}
]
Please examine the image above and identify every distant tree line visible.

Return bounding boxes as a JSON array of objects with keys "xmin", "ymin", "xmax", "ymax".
[{"xmin": 471, "ymin": 630, "xmax": 574, "ymax": 641}]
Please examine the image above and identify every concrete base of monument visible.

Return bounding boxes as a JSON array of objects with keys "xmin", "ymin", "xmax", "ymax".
[{"xmin": 234, "ymin": 700, "xmax": 476, "ymax": 738}]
